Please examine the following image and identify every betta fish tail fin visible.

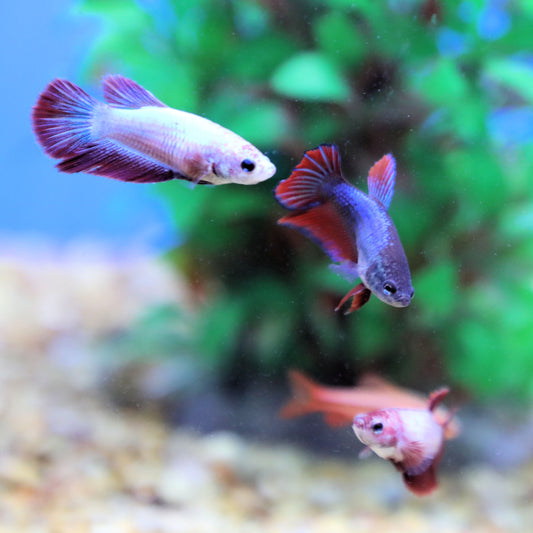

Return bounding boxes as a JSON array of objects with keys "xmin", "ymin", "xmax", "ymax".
[
  {"xmin": 280, "ymin": 370, "xmax": 323, "ymax": 419},
  {"xmin": 32, "ymin": 79, "xmax": 101, "ymax": 159}
]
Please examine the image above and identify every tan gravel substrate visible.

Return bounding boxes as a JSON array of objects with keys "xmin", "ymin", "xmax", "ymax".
[{"xmin": 0, "ymin": 251, "xmax": 530, "ymax": 532}]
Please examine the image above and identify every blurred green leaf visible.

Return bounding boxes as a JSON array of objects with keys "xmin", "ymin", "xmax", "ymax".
[
  {"xmin": 271, "ymin": 52, "xmax": 351, "ymax": 102},
  {"xmin": 485, "ymin": 58, "xmax": 533, "ymax": 105},
  {"xmin": 314, "ymin": 11, "xmax": 365, "ymax": 67}
]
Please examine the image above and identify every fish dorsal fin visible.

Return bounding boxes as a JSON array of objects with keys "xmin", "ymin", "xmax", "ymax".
[
  {"xmin": 367, "ymin": 154, "xmax": 396, "ymax": 209},
  {"xmin": 275, "ymin": 144, "xmax": 343, "ymax": 210},
  {"xmin": 428, "ymin": 387, "xmax": 450, "ymax": 412},
  {"xmin": 102, "ymin": 75, "xmax": 167, "ymax": 108},
  {"xmin": 278, "ymin": 203, "xmax": 357, "ymax": 264}
]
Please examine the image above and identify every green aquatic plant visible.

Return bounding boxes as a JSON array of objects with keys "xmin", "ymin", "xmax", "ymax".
[{"xmin": 78, "ymin": 0, "xmax": 533, "ymax": 399}]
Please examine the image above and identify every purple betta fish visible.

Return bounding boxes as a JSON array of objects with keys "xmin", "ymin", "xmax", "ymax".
[
  {"xmin": 275, "ymin": 144, "xmax": 413, "ymax": 313},
  {"xmin": 31, "ymin": 75, "xmax": 276, "ymax": 186}
]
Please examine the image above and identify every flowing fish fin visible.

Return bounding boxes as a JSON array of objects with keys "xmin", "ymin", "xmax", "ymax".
[
  {"xmin": 275, "ymin": 144, "xmax": 343, "ymax": 210},
  {"xmin": 279, "ymin": 203, "xmax": 357, "ymax": 264},
  {"xmin": 102, "ymin": 75, "xmax": 167, "ymax": 108},
  {"xmin": 280, "ymin": 370, "xmax": 321, "ymax": 419},
  {"xmin": 367, "ymin": 154, "xmax": 396, "ymax": 209},
  {"xmin": 428, "ymin": 387, "xmax": 450, "ymax": 412},
  {"xmin": 402, "ymin": 464, "xmax": 439, "ymax": 496},
  {"xmin": 428, "ymin": 387, "xmax": 461, "ymax": 441},
  {"xmin": 56, "ymin": 139, "xmax": 190, "ymax": 183},
  {"xmin": 32, "ymin": 78, "xmax": 98, "ymax": 159},
  {"xmin": 335, "ymin": 283, "xmax": 371, "ymax": 314}
]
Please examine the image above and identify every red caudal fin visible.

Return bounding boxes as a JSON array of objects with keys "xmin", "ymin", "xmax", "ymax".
[
  {"xmin": 32, "ymin": 79, "xmax": 98, "ymax": 159},
  {"xmin": 102, "ymin": 75, "xmax": 167, "ymax": 108},
  {"xmin": 275, "ymin": 144, "xmax": 343, "ymax": 210},
  {"xmin": 367, "ymin": 154, "xmax": 396, "ymax": 209},
  {"xmin": 335, "ymin": 283, "xmax": 372, "ymax": 314},
  {"xmin": 279, "ymin": 203, "xmax": 357, "ymax": 264}
]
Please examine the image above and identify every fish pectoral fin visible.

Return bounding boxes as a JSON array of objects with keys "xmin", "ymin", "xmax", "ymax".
[
  {"xmin": 335, "ymin": 283, "xmax": 371, "ymax": 314},
  {"xmin": 358, "ymin": 446, "xmax": 374, "ymax": 460},
  {"xmin": 102, "ymin": 75, "xmax": 168, "ymax": 108},
  {"xmin": 401, "ymin": 442, "xmax": 434, "ymax": 476},
  {"xmin": 367, "ymin": 154, "xmax": 396, "ymax": 209}
]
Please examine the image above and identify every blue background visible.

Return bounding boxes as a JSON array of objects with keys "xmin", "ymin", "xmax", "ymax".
[{"xmin": 1, "ymin": 0, "xmax": 174, "ymax": 253}]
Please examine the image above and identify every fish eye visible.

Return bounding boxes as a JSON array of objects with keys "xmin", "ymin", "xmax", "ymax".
[
  {"xmin": 241, "ymin": 159, "xmax": 255, "ymax": 172},
  {"xmin": 383, "ymin": 281, "xmax": 397, "ymax": 296},
  {"xmin": 372, "ymin": 422, "xmax": 384, "ymax": 434}
]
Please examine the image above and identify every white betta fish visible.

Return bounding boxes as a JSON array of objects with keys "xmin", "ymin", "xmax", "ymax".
[{"xmin": 31, "ymin": 75, "xmax": 276, "ymax": 186}]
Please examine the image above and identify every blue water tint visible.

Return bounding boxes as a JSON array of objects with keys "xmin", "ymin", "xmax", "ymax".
[
  {"xmin": 0, "ymin": 0, "xmax": 177, "ymax": 253},
  {"xmin": 478, "ymin": 1, "xmax": 511, "ymax": 41},
  {"xmin": 488, "ymin": 108, "xmax": 533, "ymax": 145},
  {"xmin": 437, "ymin": 28, "xmax": 468, "ymax": 57}
]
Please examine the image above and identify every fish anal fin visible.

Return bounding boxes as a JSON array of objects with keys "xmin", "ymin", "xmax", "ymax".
[
  {"xmin": 102, "ymin": 75, "xmax": 167, "ymax": 108},
  {"xmin": 367, "ymin": 154, "xmax": 396, "ymax": 209},
  {"xmin": 275, "ymin": 144, "xmax": 343, "ymax": 210},
  {"xmin": 278, "ymin": 203, "xmax": 357, "ymax": 264},
  {"xmin": 57, "ymin": 139, "xmax": 188, "ymax": 183},
  {"xmin": 335, "ymin": 283, "xmax": 371, "ymax": 314},
  {"xmin": 402, "ymin": 463, "xmax": 439, "ymax": 496}
]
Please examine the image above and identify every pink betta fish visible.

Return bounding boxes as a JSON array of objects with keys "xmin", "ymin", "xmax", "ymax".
[
  {"xmin": 32, "ymin": 75, "xmax": 276, "ymax": 186},
  {"xmin": 352, "ymin": 388, "xmax": 454, "ymax": 496},
  {"xmin": 275, "ymin": 145, "xmax": 413, "ymax": 313}
]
